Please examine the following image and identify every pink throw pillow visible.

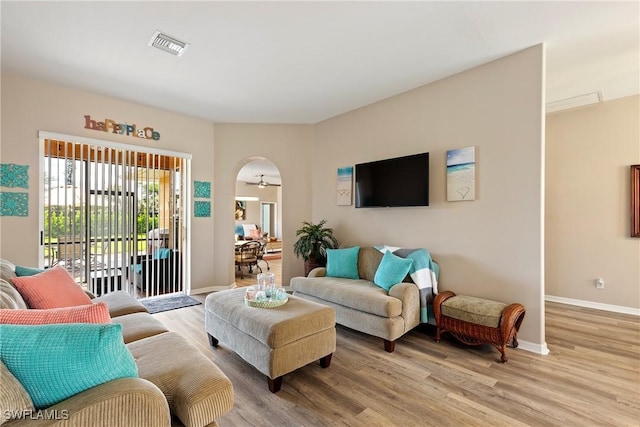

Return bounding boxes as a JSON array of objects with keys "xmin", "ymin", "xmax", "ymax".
[
  {"xmin": 10, "ymin": 265, "xmax": 93, "ymax": 308},
  {"xmin": 0, "ymin": 302, "xmax": 111, "ymax": 324}
]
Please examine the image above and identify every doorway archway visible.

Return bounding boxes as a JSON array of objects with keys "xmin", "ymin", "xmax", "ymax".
[{"xmin": 234, "ymin": 159, "xmax": 282, "ymax": 286}]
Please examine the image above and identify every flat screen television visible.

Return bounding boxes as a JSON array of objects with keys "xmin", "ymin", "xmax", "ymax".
[{"xmin": 355, "ymin": 152, "xmax": 429, "ymax": 208}]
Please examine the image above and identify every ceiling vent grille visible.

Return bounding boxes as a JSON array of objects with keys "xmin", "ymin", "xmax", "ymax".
[{"xmin": 148, "ymin": 31, "xmax": 189, "ymax": 57}]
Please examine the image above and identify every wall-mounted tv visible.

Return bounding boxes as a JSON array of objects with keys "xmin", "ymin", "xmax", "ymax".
[{"xmin": 355, "ymin": 152, "xmax": 429, "ymax": 208}]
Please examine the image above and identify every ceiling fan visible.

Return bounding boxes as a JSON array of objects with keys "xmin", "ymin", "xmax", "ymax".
[{"xmin": 246, "ymin": 174, "xmax": 281, "ymax": 188}]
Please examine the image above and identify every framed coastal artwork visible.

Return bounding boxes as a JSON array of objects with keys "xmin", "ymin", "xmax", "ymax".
[
  {"xmin": 447, "ymin": 146, "xmax": 476, "ymax": 202},
  {"xmin": 337, "ymin": 166, "xmax": 353, "ymax": 206}
]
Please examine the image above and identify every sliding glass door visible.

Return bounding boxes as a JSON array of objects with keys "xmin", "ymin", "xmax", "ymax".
[{"xmin": 40, "ymin": 134, "xmax": 190, "ymax": 299}]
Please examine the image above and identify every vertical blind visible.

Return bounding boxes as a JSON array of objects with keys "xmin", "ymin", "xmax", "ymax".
[{"xmin": 41, "ymin": 136, "xmax": 189, "ymax": 299}]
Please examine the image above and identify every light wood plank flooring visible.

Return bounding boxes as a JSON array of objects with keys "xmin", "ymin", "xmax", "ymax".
[
  {"xmin": 234, "ymin": 255, "xmax": 282, "ymax": 287},
  {"xmin": 154, "ymin": 294, "xmax": 640, "ymax": 427}
]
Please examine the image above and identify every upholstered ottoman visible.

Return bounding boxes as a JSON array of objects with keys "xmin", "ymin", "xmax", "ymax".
[
  {"xmin": 433, "ymin": 291, "xmax": 526, "ymax": 362},
  {"xmin": 204, "ymin": 288, "xmax": 336, "ymax": 392}
]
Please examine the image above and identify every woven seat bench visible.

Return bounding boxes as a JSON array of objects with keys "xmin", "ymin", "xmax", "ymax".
[{"xmin": 433, "ymin": 291, "xmax": 526, "ymax": 362}]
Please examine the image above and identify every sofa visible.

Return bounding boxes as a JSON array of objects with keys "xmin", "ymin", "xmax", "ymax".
[
  {"xmin": 290, "ymin": 246, "xmax": 437, "ymax": 353},
  {"xmin": 0, "ymin": 259, "xmax": 233, "ymax": 427}
]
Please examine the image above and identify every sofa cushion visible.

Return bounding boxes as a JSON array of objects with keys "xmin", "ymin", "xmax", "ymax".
[
  {"xmin": 128, "ymin": 332, "xmax": 234, "ymax": 427},
  {"xmin": 357, "ymin": 246, "xmax": 384, "ymax": 282},
  {"xmin": 441, "ymin": 295, "xmax": 507, "ymax": 328},
  {"xmin": 14, "ymin": 265, "xmax": 44, "ymax": 277},
  {"xmin": 0, "ymin": 323, "xmax": 138, "ymax": 409},
  {"xmin": 10, "ymin": 265, "xmax": 93, "ymax": 308},
  {"xmin": 0, "ymin": 259, "xmax": 17, "ymax": 283},
  {"xmin": 0, "ymin": 302, "xmax": 111, "ymax": 325},
  {"xmin": 290, "ymin": 276, "xmax": 403, "ymax": 318},
  {"xmin": 112, "ymin": 312, "xmax": 169, "ymax": 344},
  {"xmin": 0, "ymin": 361, "xmax": 34, "ymax": 426},
  {"xmin": 373, "ymin": 250, "xmax": 413, "ymax": 291},
  {"xmin": 326, "ymin": 246, "xmax": 360, "ymax": 280},
  {"xmin": 92, "ymin": 290, "xmax": 148, "ymax": 318},
  {"xmin": 0, "ymin": 279, "xmax": 28, "ymax": 310}
]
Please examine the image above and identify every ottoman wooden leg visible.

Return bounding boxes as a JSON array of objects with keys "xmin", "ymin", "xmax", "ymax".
[
  {"xmin": 268, "ymin": 376, "xmax": 283, "ymax": 393},
  {"xmin": 319, "ymin": 354, "xmax": 332, "ymax": 368},
  {"xmin": 207, "ymin": 333, "xmax": 219, "ymax": 347}
]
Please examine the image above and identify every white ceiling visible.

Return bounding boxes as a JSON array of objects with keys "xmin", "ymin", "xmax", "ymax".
[{"xmin": 1, "ymin": 1, "xmax": 638, "ymax": 125}]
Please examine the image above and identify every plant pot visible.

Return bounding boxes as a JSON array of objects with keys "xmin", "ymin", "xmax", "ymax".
[{"xmin": 304, "ymin": 258, "xmax": 324, "ymax": 277}]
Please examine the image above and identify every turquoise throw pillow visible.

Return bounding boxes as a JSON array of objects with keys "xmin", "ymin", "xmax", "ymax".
[
  {"xmin": 15, "ymin": 266, "xmax": 44, "ymax": 276},
  {"xmin": 373, "ymin": 250, "xmax": 413, "ymax": 291},
  {"xmin": 0, "ymin": 323, "xmax": 138, "ymax": 409},
  {"xmin": 326, "ymin": 246, "xmax": 360, "ymax": 280},
  {"xmin": 152, "ymin": 248, "xmax": 171, "ymax": 260}
]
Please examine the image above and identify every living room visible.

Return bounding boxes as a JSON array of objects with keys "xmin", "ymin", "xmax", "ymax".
[{"xmin": 1, "ymin": 2, "xmax": 638, "ymax": 426}]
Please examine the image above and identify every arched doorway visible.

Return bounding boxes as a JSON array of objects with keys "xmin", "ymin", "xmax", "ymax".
[{"xmin": 234, "ymin": 159, "xmax": 282, "ymax": 286}]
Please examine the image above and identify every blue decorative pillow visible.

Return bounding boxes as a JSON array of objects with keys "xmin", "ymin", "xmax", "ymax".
[
  {"xmin": 14, "ymin": 266, "xmax": 44, "ymax": 277},
  {"xmin": 373, "ymin": 250, "xmax": 413, "ymax": 291},
  {"xmin": 0, "ymin": 323, "xmax": 138, "ymax": 408},
  {"xmin": 326, "ymin": 246, "xmax": 360, "ymax": 279},
  {"xmin": 152, "ymin": 248, "xmax": 171, "ymax": 260}
]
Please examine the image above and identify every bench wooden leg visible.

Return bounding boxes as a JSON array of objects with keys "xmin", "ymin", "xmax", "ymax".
[
  {"xmin": 319, "ymin": 354, "xmax": 332, "ymax": 368},
  {"xmin": 268, "ymin": 376, "xmax": 283, "ymax": 393},
  {"xmin": 383, "ymin": 339, "xmax": 395, "ymax": 353},
  {"xmin": 207, "ymin": 334, "xmax": 219, "ymax": 347}
]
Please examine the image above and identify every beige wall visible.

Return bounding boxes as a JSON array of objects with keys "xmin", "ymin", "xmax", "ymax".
[
  {"xmin": 313, "ymin": 46, "xmax": 546, "ymax": 347},
  {"xmin": 235, "ymin": 180, "xmax": 279, "ymax": 233},
  {"xmin": 213, "ymin": 124, "xmax": 314, "ymax": 290},
  {"xmin": 546, "ymin": 95, "xmax": 640, "ymax": 309},
  {"xmin": 0, "ymin": 72, "xmax": 216, "ymax": 293}
]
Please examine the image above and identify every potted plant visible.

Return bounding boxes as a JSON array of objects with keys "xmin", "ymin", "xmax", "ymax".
[{"xmin": 293, "ymin": 220, "xmax": 338, "ymax": 276}]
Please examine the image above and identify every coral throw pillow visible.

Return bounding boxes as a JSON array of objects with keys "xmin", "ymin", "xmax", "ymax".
[
  {"xmin": 0, "ymin": 302, "xmax": 111, "ymax": 325},
  {"xmin": 10, "ymin": 266, "xmax": 92, "ymax": 309}
]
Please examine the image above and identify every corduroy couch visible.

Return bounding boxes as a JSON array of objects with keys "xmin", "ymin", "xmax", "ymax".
[
  {"xmin": 290, "ymin": 246, "xmax": 424, "ymax": 353},
  {"xmin": 0, "ymin": 259, "xmax": 233, "ymax": 427}
]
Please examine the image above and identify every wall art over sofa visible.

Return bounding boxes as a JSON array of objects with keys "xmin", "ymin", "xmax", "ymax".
[
  {"xmin": 446, "ymin": 147, "xmax": 476, "ymax": 202},
  {"xmin": 337, "ymin": 166, "xmax": 353, "ymax": 206}
]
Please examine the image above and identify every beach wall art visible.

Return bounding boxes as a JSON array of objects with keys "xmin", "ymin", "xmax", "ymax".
[
  {"xmin": 337, "ymin": 166, "xmax": 353, "ymax": 206},
  {"xmin": 447, "ymin": 146, "xmax": 476, "ymax": 202}
]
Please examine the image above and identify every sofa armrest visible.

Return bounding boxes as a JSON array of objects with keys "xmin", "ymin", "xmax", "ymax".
[
  {"xmin": 388, "ymin": 283, "xmax": 420, "ymax": 330},
  {"xmin": 5, "ymin": 378, "xmax": 171, "ymax": 427},
  {"xmin": 307, "ymin": 267, "xmax": 326, "ymax": 277}
]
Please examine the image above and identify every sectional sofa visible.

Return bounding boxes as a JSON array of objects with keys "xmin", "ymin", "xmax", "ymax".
[{"xmin": 0, "ymin": 259, "xmax": 233, "ymax": 427}]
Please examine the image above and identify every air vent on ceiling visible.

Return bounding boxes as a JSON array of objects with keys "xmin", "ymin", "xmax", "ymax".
[
  {"xmin": 148, "ymin": 31, "xmax": 189, "ymax": 57},
  {"xmin": 546, "ymin": 91, "xmax": 603, "ymax": 113}
]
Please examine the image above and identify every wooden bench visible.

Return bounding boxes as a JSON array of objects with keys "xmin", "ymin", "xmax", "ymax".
[{"xmin": 433, "ymin": 291, "xmax": 526, "ymax": 362}]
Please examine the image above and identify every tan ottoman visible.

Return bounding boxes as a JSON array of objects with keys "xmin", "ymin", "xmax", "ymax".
[
  {"xmin": 204, "ymin": 288, "xmax": 336, "ymax": 392},
  {"xmin": 433, "ymin": 290, "xmax": 526, "ymax": 363}
]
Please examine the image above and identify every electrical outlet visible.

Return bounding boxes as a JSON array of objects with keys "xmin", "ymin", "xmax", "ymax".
[{"xmin": 596, "ymin": 278, "xmax": 605, "ymax": 289}]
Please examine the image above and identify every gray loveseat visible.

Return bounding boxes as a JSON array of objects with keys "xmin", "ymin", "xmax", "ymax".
[{"xmin": 290, "ymin": 246, "xmax": 434, "ymax": 352}]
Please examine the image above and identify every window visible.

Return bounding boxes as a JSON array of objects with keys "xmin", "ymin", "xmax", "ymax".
[{"xmin": 40, "ymin": 132, "xmax": 190, "ymax": 298}]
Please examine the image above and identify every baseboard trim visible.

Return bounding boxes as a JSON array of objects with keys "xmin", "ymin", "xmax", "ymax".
[
  {"xmin": 190, "ymin": 285, "xmax": 233, "ymax": 295},
  {"xmin": 545, "ymin": 295, "xmax": 640, "ymax": 316},
  {"xmin": 517, "ymin": 339, "xmax": 550, "ymax": 355}
]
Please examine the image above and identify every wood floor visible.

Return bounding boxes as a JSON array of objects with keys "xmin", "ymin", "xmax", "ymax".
[
  {"xmin": 234, "ymin": 255, "xmax": 282, "ymax": 287},
  {"xmin": 154, "ymin": 285, "xmax": 640, "ymax": 427}
]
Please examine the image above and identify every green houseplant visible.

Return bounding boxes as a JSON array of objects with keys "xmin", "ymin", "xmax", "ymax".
[{"xmin": 293, "ymin": 220, "xmax": 338, "ymax": 276}]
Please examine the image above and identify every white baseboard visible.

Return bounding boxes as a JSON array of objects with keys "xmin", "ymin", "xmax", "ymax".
[
  {"xmin": 189, "ymin": 284, "xmax": 233, "ymax": 295},
  {"xmin": 517, "ymin": 339, "xmax": 550, "ymax": 355},
  {"xmin": 545, "ymin": 295, "xmax": 640, "ymax": 316}
]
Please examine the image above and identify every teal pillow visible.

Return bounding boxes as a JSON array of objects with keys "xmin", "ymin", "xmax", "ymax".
[
  {"xmin": 152, "ymin": 248, "xmax": 171, "ymax": 260},
  {"xmin": 326, "ymin": 246, "xmax": 360, "ymax": 279},
  {"xmin": 373, "ymin": 250, "xmax": 413, "ymax": 291},
  {"xmin": 15, "ymin": 266, "xmax": 44, "ymax": 276},
  {"xmin": 0, "ymin": 323, "xmax": 138, "ymax": 408}
]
